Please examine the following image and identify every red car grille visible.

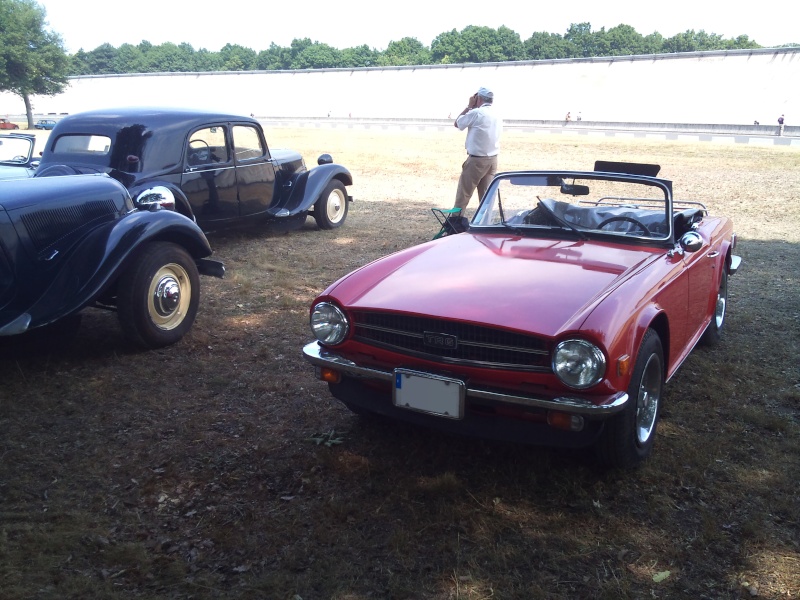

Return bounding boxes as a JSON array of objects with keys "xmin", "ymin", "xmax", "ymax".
[{"xmin": 351, "ymin": 311, "xmax": 551, "ymax": 371}]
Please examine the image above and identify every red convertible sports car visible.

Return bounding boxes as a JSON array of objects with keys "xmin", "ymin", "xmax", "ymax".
[{"xmin": 302, "ymin": 162, "xmax": 741, "ymax": 468}]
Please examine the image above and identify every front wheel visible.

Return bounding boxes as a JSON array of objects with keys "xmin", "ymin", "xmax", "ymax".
[
  {"xmin": 701, "ymin": 268, "xmax": 728, "ymax": 346},
  {"xmin": 313, "ymin": 180, "xmax": 348, "ymax": 229},
  {"xmin": 117, "ymin": 242, "xmax": 200, "ymax": 348},
  {"xmin": 596, "ymin": 328, "xmax": 664, "ymax": 468}
]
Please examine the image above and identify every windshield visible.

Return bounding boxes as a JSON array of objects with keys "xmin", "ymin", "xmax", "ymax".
[
  {"xmin": 472, "ymin": 173, "xmax": 675, "ymax": 243},
  {"xmin": 0, "ymin": 136, "xmax": 33, "ymax": 164}
]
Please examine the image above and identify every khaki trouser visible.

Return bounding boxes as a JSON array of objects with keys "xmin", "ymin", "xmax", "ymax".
[{"xmin": 454, "ymin": 154, "xmax": 498, "ymax": 211}]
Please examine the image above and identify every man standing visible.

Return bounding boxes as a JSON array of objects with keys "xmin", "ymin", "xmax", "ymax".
[
  {"xmin": 778, "ymin": 114, "xmax": 785, "ymax": 136},
  {"xmin": 452, "ymin": 87, "xmax": 502, "ymax": 214}
]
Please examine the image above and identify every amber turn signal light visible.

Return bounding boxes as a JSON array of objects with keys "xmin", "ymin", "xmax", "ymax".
[
  {"xmin": 317, "ymin": 367, "xmax": 341, "ymax": 384},
  {"xmin": 547, "ymin": 411, "xmax": 584, "ymax": 432}
]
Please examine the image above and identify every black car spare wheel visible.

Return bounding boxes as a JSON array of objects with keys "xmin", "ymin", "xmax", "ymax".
[
  {"xmin": 313, "ymin": 180, "xmax": 348, "ymax": 229},
  {"xmin": 117, "ymin": 242, "xmax": 200, "ymax": 348},
  {"xmin": 596, "ymin": 328, "xmax": 664, "ymax": 468}
]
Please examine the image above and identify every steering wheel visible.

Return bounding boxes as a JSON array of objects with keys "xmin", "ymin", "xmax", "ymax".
[
  {"xmin": 597, "ymin": 215, "xmax": 651, "ymax": 234},
  {"xmin": 188, "ymin": 139, "xmax": 210, "ymax": 163}
]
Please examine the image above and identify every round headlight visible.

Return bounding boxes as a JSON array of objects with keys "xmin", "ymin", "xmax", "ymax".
[
  {"xmin": 552, "ymin": 339, "xmax": 606, "ymax": 389},
  {"xmin": 310, "ymin": 302, "xmax": 349, "ymax": 345},
  {"xmin": 135, "ymin": 186, "xmax": 176, "ymax": 211}
]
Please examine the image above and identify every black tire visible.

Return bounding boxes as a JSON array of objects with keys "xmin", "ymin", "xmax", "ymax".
[
  {"xmin": 117, "ymin": 242, "xmax": 200, "ymax": 349},
  {"xmin": 701, "ymin": 268, "xmax": 728, "ymax": 346},
  {"xmin": 313, "ymin": 180, "xmax": 348, "ymax": 229},
  {"xmin": 596, "ymin": 328, "xmax": 664, "ymax": 468}
]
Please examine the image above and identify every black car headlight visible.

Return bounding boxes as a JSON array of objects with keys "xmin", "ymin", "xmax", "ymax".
[
  {"xmin": 310, "ymin": 302, "xmax": 349, "ymax": 345},
  {"xmin": 552, "ymin": 339, "xmax": 606, "ymax": 389},
  {"xmin": 135, "ymin": 186, "xmax": 176, "ymax": 211}
]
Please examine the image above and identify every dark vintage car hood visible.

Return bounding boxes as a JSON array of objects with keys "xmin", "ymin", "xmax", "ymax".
[{"xmin": 326, "ymin": 232, "xmax": 661, "ymax": 338}]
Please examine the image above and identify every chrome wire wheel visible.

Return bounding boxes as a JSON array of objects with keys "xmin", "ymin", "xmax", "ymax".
[
  {"xmin": 635, "ymin": 353, "xmax": 663, "ymax": 445},
  {"xmin": 714, "ymin": 270, "xmax": 728, "ymax": 329},
  {"xmin": 148, "ymin": 263, "xmax": 192, "ymax": 330}
]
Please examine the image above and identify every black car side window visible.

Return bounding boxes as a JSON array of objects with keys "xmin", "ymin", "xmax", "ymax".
[
  {"xmin": 187, "ymin": 126, "xmax": 229, "ymax": 166},
  {"xmin": 232, "ymin": 125, "xmax": 266, "ymax": 162}
]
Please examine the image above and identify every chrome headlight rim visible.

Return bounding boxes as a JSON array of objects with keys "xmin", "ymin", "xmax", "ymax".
[
  {"xmin": 310, "ymin": 301, "xmax": 350, "ymax": 346},
  {"xmin": 552, "ymin": 338, "xmax": 607, "ymax": 390}
]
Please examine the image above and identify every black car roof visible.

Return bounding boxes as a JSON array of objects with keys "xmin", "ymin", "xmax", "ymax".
[
  {"xmin": 39, "ymin": 107, "xmax": 261, "ymax": 175},
  {"xmin": 51, "ymin": 107, "xmax": 259, "ymax": 131}
]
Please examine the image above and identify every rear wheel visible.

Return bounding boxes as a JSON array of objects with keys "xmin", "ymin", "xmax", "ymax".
[
  {"xmin": 117, "ymin": 242, "xmax": 200, "ymax": 348},
  {"xmin": 313, "ymin": 180, "xmax": 348, "ymax": 229},
  {"xmin": 701, "ymin": 268, "xmax": 728, "ymax": 346},
  {"xmin": 596, "ymin": 328, "xmax": 664, "ymax": 468}
]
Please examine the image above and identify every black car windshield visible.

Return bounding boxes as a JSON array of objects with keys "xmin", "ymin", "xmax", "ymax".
[{"xmin": 471, "ymin": 173, "xmax": 674, "ymax": 242}]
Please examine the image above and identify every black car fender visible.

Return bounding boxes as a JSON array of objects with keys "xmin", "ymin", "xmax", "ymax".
[
  {"xmin": 288, "ymin": 164, "xmax": 353, "ymax": 215},
  {"xmin": 22, "ymin": 209, "xmax": 218, "ymax": 330}
]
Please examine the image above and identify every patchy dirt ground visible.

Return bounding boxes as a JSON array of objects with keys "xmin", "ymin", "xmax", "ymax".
[{"xmin": 1, "ymin": 129, "xmax": 799, "ymax": 599}]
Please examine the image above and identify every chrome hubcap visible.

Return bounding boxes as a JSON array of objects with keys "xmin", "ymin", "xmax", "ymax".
[
  {"xmin": 715, "ymin": 275, "xmax": 727, "ymax": 328},
  {"xmin": 148, "ymin": 263, "xmax": 191, "ymax": 330},
  {"xmin": 636, "ymin": 354, "xmax": 662, "ymax": 445},
  {"xmin": 327, "ymin": 190, "xmax": 345, "ymax": 223},
  {"xmin": 154, "ymin": 277, "xmax": 181, "ymax": 316}
]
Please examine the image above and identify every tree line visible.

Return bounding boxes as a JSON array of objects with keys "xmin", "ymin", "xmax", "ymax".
[{"xmin": 70, "ymin": 24, "xmax": 766, "ymax": 75}]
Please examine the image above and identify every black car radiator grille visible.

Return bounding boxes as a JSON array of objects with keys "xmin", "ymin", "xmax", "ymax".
[
  {"xmin": 351, "ymin": 311, "xmax": 552, "ymax": 371},
  {"xmin": 21, "ymin": 200, "xmax": 118, "ymax": 252}
]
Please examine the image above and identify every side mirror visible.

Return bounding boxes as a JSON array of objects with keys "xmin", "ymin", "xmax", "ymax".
[{"xmin": 679, "ymin": 231, "xmax": 703, "ymax": 253}]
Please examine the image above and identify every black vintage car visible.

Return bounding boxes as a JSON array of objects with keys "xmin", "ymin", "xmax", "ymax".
[
  {"xmin": 0, "ymin": 174, "xmax": 225, "ymax": 349},
  {"xmin": 35, "ymin": 108, "xmax": 353, "ymax": 232}
]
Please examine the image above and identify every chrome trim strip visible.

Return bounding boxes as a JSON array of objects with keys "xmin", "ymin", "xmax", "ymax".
[{"xmin": 303, "ymin": 341, "xmax": 628, "ymax": 416}]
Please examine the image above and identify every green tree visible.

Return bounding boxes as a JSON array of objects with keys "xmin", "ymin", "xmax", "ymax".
[
  {"xmin": 340, "ymin": 44, "xmax": 379, "ymax": 68},
  {"xmin": 432, "ymin": 26, "xmax": 523, "ymax": 64},
  {"xmin": 377, "ymin": 37, "xmax": 430, "ymax": 66},
  {"xmin": 563, "ymin": 22, "xmax": 595, "ymax": 57},
  {"xmin": 0, "ymin": 0, "xmax": 69, "ymax": 125},
  {"xmin": 663, "ymin": 29, "xmax": 728, "ymax": 53},
  {"xmin": 257, "ymin": 43, "xmax": 292, "ymax": 70},
  {"xmin": 113, "ymin": 43, "xmax": 144, "ymax": 74},
  {"xmin": 219, "ymin": 43, "xmax": 257, "ymax": 71},
  {"xmin": 292, "ymin": 42, "xmax": 341, "ymax": 69},
  {"xmin": 523, "ymin": 32, "xmax": 571, "ymax": 59},
  {"xmin": 84, "ymin": 42, "xmax": 118, "ymax": 74}
]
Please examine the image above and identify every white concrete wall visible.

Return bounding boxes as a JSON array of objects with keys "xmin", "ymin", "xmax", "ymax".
[{"xmin": 2, "ymin": 48, "xmax": 797, "ymax": 125}]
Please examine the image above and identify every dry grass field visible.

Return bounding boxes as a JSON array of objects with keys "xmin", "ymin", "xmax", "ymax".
[{"xmin": 1, "ymin": 126, "xmax": 799, "ymax": 599}]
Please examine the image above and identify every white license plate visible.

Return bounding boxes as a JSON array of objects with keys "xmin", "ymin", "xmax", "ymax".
[{"xmin": 393, "ymin": 369, "xmax": 465, "ymax": 420}]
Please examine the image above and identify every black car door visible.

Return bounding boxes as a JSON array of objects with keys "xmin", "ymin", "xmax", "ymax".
[
  {"xmin": 181, "ymin": 125, "xmax": 239, "ymax": 223},
  {"xmin": 231, "ymin": 123, "xmax": 276, "ymax": 217}
]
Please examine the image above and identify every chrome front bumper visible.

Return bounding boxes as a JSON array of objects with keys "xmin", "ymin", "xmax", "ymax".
[{"xmin": 302, "ymin": 341, "xmax": 628, "ymax": 417}]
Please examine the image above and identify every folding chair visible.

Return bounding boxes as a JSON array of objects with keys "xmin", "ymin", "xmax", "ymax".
[{"xmin": 431, "ymin": 208, "xmax": 469, "ymax": 239}]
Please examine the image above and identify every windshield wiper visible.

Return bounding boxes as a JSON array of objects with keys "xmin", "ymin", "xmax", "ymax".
[{"xmin": 536, "ymin": 199, "xmax": 587, "ymax": 240}]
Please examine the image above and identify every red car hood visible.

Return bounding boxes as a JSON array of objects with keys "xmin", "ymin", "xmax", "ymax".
[{"xmin": 327, "ymin": 233, "xmax": 659, "ymax": 337}]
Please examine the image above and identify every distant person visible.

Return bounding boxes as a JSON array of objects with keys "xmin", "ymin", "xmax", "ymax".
[
  {"xmin": 565, "ymin": 111, "xmax": 571, "ymax": 124},
  {"xmin": 452, "ymin": 87, "xmax": 502, "ymax": 215},
  {"xmin": 778, "ymin": 114, "xmax": 785, "ymax": 136}
]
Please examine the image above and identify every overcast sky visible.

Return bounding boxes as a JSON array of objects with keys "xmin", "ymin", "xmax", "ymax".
[{"xmin": 37, "ymin": 0, "xmax": 796, "ymax": 54}]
